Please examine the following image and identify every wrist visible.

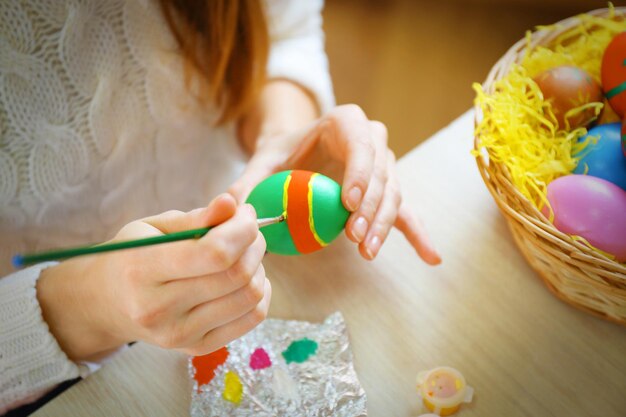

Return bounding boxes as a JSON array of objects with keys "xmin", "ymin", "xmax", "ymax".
[
  {"xmin": 36, "ymin": 258, "xmax": 125, "ymax": 362},
  {"xmin": 238, "ymin": 80, "xmax": 319, "ymax": 153},
  {"xmin": 257, "ymin": 81, "xmax": 319, "ymax": 138}
]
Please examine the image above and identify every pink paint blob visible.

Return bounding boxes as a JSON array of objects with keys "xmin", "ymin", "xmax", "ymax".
[{"xmin": 250, "ymin": 347, "xmax": 272, "ymax": 370}]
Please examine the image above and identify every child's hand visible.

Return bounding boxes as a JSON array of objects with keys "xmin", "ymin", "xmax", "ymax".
[
  {"xmin": 37, "ymin": 194, "xmax": 270, "ymax": 361},
  {"xmin": 230, "ymin": 104, "xmax": 441, "ymax": 264}
]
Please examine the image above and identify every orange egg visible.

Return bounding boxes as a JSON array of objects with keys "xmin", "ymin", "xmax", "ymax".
[
  {"xmin": 533, "ymin": 65, "xmax": 603, "ymax": 129},
  {"xmin": 602, "ymin": 32, "xmax": 626, "ymax": 118}
]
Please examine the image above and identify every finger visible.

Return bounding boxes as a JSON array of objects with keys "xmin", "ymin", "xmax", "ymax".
[
  {"xmin": 394, "ymin": 206, "xmax": 442, "ymax": 265},
  {"xmin": 230, "ymin": 121, "xmax": 320, "ymax": 203},
  {"xmin": 114, "ymin": 220, "xmax": 164, "ymax": 241},
  {"xmin": 143, "ymin": 193, "xmax": 237, "ymax": 234},
  {"xmin": 159, "ymin": 233, "xmax": 267, "ymax": 311},
  {"xmin": 182, "ymin": 278, "xmax": 271, "ymax": 356},
  {"xmin": 180, "ymin": 271, "xmax": 270, "ymax": 349},
  {"xmin": 320, "ymin": 105, "xmax": 375, "ymax": 212},
  {"xmin": 134, "ymin": 204, "xmax": 259, "ymax": 280},
  {"xmin": 358, "ymin": 152, "xmax": 401, "ymax": 259},
  {"xmin": 345, "ymin": 121, "xmax": 389, "ymax": 243}
]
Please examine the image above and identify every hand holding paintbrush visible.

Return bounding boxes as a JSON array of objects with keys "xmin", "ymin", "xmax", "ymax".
[
  {"xmin": 34, "ymin": 194, "xmax": 273, "ymax": 362},
  {"xmin": 14, "ymin": 212, "xmax": 284, "ymax": 267}
]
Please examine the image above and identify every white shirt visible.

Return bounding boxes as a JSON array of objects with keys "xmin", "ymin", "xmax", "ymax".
[{"xmin": 0, "ymin": 0, "xmax": 334, "ymax": 412}]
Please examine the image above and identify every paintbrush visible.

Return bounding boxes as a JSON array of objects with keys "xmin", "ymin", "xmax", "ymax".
[{"xmin": 13, "ymin": 214, "xmax": 285, "ymax": 268}]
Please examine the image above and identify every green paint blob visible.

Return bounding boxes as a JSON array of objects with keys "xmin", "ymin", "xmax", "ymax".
[
  {"xmin": 281, "ymin": 338, "xmax": 318, "ymax": 364},
  {"xmin": 310, "ymin": 174, "xmax": 350, "ymax": 244}
]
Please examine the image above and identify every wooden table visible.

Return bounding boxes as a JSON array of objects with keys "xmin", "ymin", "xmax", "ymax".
[{"xmin": 34, "ymin": 111, "xmax": 626, "ymax": 417}]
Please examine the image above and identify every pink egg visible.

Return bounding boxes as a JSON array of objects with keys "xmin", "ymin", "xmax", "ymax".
[{"xmin": 545, "ymin": 175, "xmax": 626, "ymax": 262}]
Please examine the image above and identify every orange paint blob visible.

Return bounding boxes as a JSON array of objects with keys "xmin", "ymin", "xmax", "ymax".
[{"xmin": 192, "ymin": 347, "xmax": 229, "ymax": 389}]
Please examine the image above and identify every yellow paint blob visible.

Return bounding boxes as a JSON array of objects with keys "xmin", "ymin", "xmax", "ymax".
[
  {"xmin": 282, "ymin": 174, "xmax": 291, "ymax": 214},
  {"xmin": 222, "ymin": 371, "xmax": 243, "ymax": 405}
]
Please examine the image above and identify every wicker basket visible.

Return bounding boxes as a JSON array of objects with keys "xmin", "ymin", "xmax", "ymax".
[{"xmin": 474, "ymin": 7, "xmax": 626, "ymax": 325}]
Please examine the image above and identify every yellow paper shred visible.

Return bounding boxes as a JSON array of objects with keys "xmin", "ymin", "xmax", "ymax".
[{"xmin": 523, "ymin": 5, "xmax": 624, "ymax": 80}]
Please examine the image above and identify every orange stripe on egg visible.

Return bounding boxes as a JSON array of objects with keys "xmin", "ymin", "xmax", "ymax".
[
  {"xmin": 307, "ymin": 174, "xmax": 328, "ymax": 248},
  {"xmin": 286, "ymin": 170, "xmax": 323, "ymax": 254}
]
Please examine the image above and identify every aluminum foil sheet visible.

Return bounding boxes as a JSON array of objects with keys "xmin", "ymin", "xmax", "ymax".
[{"xmin": 188, "ymin": 312, "xmax": 367, "ymax": 417}]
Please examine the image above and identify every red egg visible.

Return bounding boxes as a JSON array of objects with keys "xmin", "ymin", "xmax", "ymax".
[
  {"xmin": 602, "ymin": 32, "xmax": 626, "ymax": 118},
  {"xmin": 534, "ymin": 66, "xmax": 603, "ymax": 129}
]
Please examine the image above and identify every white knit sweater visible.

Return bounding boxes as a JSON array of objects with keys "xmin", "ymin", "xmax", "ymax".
[{"xmin": 0, "ymin": 0, "xmax": 334, "ymax": 412}]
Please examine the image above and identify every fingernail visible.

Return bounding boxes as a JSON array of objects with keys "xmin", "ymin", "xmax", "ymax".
[
  {"xmin": 365, "ymin": 235, "xmax": 381, "ymax": 259},
  {"xmin": 352, "ymin": 217, "xmax": 368, "ymax": 242},
  {"xmin": 346, "ymin": 187, "xmax": 362, "ymax": 211}
]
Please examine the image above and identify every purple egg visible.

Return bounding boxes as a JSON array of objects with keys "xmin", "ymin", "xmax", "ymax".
[{"xmin": 545, "ymin": 175, "xmax": 626, "ymax": 262}]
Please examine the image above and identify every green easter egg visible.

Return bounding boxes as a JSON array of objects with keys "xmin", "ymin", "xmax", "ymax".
[{"xmin": 246, "ymin": 170, "xmax": 350, "ymax": 255}]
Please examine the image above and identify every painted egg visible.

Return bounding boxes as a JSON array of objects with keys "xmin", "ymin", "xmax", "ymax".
[
  {"xmin": 622, "ymin": 119, "xmax": 626, "ymax": 158},
  {"xmin": 601, "ymin": 32, "xmax": 626, "ymax": 118},
  {"xmin": 545, "ymin": 175, "xmax": 626, "ymax": 262},
  {"xmin": 574, "ymin": 123, "xmax": 626, "ymax": 190},
  {"xmin": 533, "ymin": 65, "xmax": 603, "ymax": 129},
  {"xmin": 246, "ymin": 170, "xmax": 350, "ymax": 255}
]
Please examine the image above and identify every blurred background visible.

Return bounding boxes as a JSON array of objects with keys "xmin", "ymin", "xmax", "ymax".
[{"xmin": 323, "ymin": 0, "xmax": 602, "ymax": 156}]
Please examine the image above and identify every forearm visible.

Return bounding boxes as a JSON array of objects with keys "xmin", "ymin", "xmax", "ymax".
[
  {"xmin": 37, "ymin": 258, "xmax": 124, "ymax": 362},
  {"xmin": 237, "ymin": 80, "xmax": 320, "ymax": 154}
]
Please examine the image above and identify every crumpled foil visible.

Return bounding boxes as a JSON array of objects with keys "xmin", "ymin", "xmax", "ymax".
[{"xmin": 188, "ymin": 312, "xmax": 367, "ymax": 417}]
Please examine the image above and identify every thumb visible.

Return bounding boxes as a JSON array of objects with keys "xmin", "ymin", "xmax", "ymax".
[
  {"xmin": 228, "ymin": 153, "xmax": 284, "ymax": 203},
  {"xmin": 142, "ymin": 193, "xmax": 238, "ymax": 234}
]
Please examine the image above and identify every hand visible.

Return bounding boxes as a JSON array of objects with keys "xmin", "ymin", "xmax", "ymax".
[
  {"xmin": 230, "ymin": 104, "xmax": 441, "ymax": 264},
  {"xmin": 36, "ymin": 194, "xmax": 271, "ymax": 361}
]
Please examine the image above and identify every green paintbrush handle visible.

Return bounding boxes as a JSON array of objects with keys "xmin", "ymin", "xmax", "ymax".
[
  {"xmin": 13, "ymin": 214, "xmax": 285, "ymax": 268},
  {"xmin": 13, "ymin": 227, "xmax": 211, "ymax": 267}
]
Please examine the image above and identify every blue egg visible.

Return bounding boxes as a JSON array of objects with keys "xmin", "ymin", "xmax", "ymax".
[{"xmin": 574, "ymin": 122, "xmax": 626, "ymax": 190}]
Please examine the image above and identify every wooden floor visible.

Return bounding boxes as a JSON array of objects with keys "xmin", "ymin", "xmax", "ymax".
[{"xmin": 323, "ymin": 0, "xmax": 597, "ymax": 156}]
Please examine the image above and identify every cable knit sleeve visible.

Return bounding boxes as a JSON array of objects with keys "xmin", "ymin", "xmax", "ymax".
[
  {"xmin": 0, "ymin": 263, "xmax": 90, "ymax": 414},
  {"xmin": 264, "ymin": 0, "xmax": 335, "ymax": 114}
]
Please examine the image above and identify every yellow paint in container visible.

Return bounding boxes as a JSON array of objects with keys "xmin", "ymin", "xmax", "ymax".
[{"xmin": 416, "ymin": 367, "xmax": 473, "ymax": 416}]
